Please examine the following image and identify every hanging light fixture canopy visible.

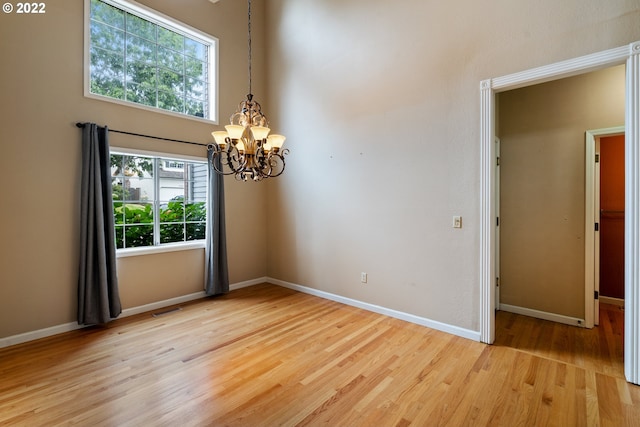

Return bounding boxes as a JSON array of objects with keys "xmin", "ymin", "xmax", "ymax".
[{"xmin": 210, "ymin": 0, "xmax": 288, "ymax": 181}]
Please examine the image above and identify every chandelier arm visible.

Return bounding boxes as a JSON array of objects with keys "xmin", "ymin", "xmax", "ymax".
[
  {"xmin": 254, "ymin": 148, "xmax": 272, "ymax": 177},
  {"xmin": 211, "ymin": 158, "xmax": 231, "ymax": 175},
  {"xmin": 210, "ymin": 141, "xmax": 253, "ymax": 176},
  {"xmin": 235, "ymin": 146, "xmax": 251, "ymax": 172},
  {"xmin": 211, "ymin": 148, "xmax": 238, "ymax": 176},
  {"xmin": 209, "ymin": 144, "xmax": 229, "ymax": 174},
  {"xmin": 222, "ymin": 149, "xmax": 243, "ymax": 175},
  {"xmin": 264, "ymin": 149, "xmax": 289, "ymax": 178}
]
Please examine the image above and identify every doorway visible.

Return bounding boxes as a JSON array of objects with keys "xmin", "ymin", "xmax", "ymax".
[
  {"xmin": 496, "ymin": 68, "xmax": 624, "ymax": 329},
  {"xmin": 479, "ymin": 40, "xmax": 640, "ymax": 385},
  {"xmin": 598, "ymin": 134, "xmax": 626, "ymax": 305},
  {"xmin": 586, "ymin": 127, "xmax": 625, "ymax": 326}
]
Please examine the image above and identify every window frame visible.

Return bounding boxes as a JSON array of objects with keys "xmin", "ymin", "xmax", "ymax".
[
  {"xmin": 110, "ymin": 147, "xmax": 208, "ymax": 258},
  {"xmin": 84, "ymin": 0, "xmax": 219, "ymax": 124}
]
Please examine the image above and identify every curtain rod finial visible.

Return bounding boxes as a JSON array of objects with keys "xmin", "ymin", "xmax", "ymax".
[{"xmin": 76, "ymin": 122, "xmax": 84, "ymax": 128}]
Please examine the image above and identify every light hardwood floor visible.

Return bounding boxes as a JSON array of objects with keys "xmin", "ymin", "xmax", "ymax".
[{"xmin": 0, "ymin": 283, "xmax": 638, "ymax": 426}]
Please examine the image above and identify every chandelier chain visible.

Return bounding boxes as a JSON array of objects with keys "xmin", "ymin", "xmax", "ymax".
[{"xmin": 247, "ymin": 0, "xmax": 252, "ymax": 96}]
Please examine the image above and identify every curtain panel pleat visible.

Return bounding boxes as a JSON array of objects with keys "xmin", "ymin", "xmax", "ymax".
[
  {"xmin": 204, "ymin": 145, "xmax": 229, "ymax": 295},
  {"xmin": 78, "ymin": 123, "xmax": 122, "ymax": 325}
]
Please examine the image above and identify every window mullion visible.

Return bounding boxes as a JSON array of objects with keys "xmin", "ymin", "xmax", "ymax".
[
  {"xmin": 183, "ymin": 163, "xmax": 188, "ymax": 242},
  {"xmin": 153, "ymin": 157, "xmax": 160, "ymax": 246}
]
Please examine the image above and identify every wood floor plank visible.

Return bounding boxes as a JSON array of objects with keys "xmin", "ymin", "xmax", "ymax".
[{"xmin": 0, "ymin": 284, "xmax": 638, "ymax": 426}]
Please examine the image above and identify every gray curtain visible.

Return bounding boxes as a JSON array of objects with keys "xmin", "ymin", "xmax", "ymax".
[
  {"xmin": 205, "ymin": 145, "xmax": 229, "ymax": 295},
  {"xmin": 78, "ymin": 123, "xmax": 122, "ymax": 325}
]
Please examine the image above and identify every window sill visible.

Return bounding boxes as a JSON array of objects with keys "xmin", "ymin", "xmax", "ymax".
[{"xmin": 116, "ymin": 241, "xmax": 205, "ymax": 258}]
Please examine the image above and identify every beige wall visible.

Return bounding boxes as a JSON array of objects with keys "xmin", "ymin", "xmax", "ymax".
[
  {"xmin": 0, "ymin": 0, "xmax": 268, "ymax": 338},
  {"xmin": 498, "ymin": 66, "xmax": 625, "ymax": 318},
  {"xmin": 264, "ymin": 0, "xmax": 640, "ymax": 332}
]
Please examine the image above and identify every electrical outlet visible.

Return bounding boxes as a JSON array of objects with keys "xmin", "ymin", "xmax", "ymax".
[
  {"xmin": 361, "ymin": 272, "xmax": 367, "ymax": 283},
  {"xmin": 452, "ymin": 216, "xmax": 462, "ymax": 228}
]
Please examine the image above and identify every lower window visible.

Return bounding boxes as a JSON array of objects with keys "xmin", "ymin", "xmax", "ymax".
[{"xmin": 110, "ymin": 151, "xmax": 207, "ymax": 249}]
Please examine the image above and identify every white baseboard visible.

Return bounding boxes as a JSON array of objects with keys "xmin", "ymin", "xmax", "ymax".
[
  {"xmin": 0, "ymin": 277, "xmax": 269, "ymax": 349},
  {"xmin": 600, "ymin": 296, "xmax": 625, "ymax": 307},
  {"xmin": 500, "ymin": 303, "xmax": 586, "ymax": 327},
  {"xmin": 121, "ymin": 291, "xmax": 206, "ymax": 318},
  {"xmin": 230, "ymin": 277, "xmax": 270, "ymax": 290},
  {"xmin": 0, "ymin": 321, "xmax": 84, "ymax": 350},
  {"xmin": 268, "ymin": 278, "xmax": 481, "ymax": 342}
]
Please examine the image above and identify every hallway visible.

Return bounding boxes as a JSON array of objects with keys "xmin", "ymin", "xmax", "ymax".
[{"xmin": 495, "ymin": 303, "xmax": 624, "ymax": 378}]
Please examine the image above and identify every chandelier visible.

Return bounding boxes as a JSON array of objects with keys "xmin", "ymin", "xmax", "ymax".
[{"xmin": 210, "ymin": 0, "xmax": 288, "ymax": 181}]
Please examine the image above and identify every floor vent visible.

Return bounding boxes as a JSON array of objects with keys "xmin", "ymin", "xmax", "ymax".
[{"xmin": 152, "ymin": 307, "xmax": 182, "ymax": 317}]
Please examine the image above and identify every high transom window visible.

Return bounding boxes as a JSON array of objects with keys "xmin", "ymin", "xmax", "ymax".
[{"xmin": 86, "ymin": 0, "xmax": 218, "ymax": 122}]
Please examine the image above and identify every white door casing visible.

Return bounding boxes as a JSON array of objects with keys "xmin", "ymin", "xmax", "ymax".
[
  {"xmin": 495, "ymin": 137, "xmax": 501, "ymax": 310},
  {"xmin": 595, "ymin": 136, "xmax": 601, "ymax": 327},
  {"xmin": 479, "ymin": 41, "xmax": 640, "ymax": 385}
]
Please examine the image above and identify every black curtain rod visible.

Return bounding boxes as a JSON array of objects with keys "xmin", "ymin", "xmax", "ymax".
[{"xmin": 75, "ymin": 122, "xmax": 208, "ymax": 147}]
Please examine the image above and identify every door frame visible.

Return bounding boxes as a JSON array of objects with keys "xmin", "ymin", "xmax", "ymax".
[
  {"xmin": 585, "ymin": 126, "xmax": 624, "ymax": 328},
  {"xmin": 479, "ymin": 41, "xmax": 640, "ymax": 385},
  {"xmin": 495, "ymin": 137, "xmax": 501, "ymax": 310}
]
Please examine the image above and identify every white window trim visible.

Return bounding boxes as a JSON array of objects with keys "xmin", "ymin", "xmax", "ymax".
[
  {"xmin": 111, "ymin": 146, "xmax": 208, "ymax": 257},
  {"xmin": 116, "ymin": 241, "xmax": 205, "ymax": 258},
  {"xmin": 84, "ymin": 0, "xmax": 219, "ymax": 124},
  {"xmin": 111, "ymin": 146, "xmax": 206, "ymax": 162}
]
